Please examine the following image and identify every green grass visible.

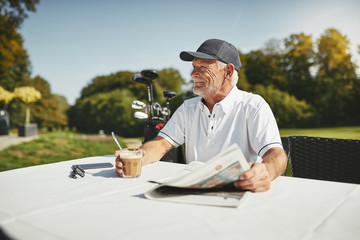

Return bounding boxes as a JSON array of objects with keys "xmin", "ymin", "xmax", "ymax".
[
  {"xmin": 280, "ymin": 126, "xmax": 360, "ymax": 139},
  {"xmin": 0, "ymin": 132, "xmax": 126, "ymax": 172}
]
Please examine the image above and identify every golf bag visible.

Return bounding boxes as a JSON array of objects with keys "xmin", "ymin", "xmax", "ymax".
[
  {"xmin": 143, "ymin": 118, "xmax": 185, "ymax": 164},
  {"xmin": 132, "ymin": 69, "xmax": 185, "ymax": 164}
]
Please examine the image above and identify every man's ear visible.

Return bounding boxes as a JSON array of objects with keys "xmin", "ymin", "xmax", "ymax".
[{"xmin": 225, "ymin": 64, "xmax": 235, "ymax": 80}]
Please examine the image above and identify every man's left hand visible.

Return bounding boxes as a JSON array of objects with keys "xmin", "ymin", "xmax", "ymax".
[{"xmin": 233, "ymin": 163, "xmax": 271, "ymax": 192}]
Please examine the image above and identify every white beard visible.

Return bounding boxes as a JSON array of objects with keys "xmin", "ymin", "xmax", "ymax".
[{"xmin": 192, "ymin": 77, "xmax": 222, "ymax": 98}]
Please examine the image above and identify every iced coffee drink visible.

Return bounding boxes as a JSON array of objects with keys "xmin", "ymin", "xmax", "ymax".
[{"xmin": 120, "ymin": 148, "xmax": 143, "ymax": 178}]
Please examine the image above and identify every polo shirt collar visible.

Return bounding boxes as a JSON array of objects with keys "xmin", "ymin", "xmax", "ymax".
[
  {"xmin": 216, "ymin": 86, "xmax": 238, "ymax": 114},
  {"xmin": 197, "ymin": 86, "xmax": 239, "ymax": 114}
]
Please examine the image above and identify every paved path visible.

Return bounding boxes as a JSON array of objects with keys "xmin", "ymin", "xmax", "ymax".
[{"xmin": 0, "ymin": 134, "xmax": 38, "ymax": 151}]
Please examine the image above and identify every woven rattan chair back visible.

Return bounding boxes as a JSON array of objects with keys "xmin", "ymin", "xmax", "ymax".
[
  {"xmin": 290, "ymin": 136, "xmax": 360, "ymax": 184},
  {"xmin": 281, "ymin": 137, "xmax": 291, "ymax": 175}
]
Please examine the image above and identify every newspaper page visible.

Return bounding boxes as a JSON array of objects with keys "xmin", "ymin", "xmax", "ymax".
[{"xmin": 145, "ymin": 144, "xmax": 250, "ymax": 207}]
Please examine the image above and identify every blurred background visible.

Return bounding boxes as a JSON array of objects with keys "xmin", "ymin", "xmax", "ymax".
[{"xmin": 1, "ymin": 0, "xmax": 359, "ymax": 170}]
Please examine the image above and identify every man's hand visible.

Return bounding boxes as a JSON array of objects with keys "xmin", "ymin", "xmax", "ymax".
[
  {"xmin": 114, "ymin": 136, "xmax": 173, "ymax": 177},
  {"xmin": 233, "ymin": 147, "xmax": 287, "ymax": 192},
  {"xmin": 233, "ymin": 163, "xmax": 271, "ymax": 192},
  {"xmin": 114, "ymin": 150, "xmax": 124, "ymax": 177}
]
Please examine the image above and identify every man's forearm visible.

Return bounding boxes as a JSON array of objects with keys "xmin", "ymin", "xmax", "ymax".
[
  {"xmin": 262, "ymin": 147, "xmax": 288, "ymax": 180},
  {"xmin": 141, "ymin": 136, "xmax": 174, "ymax": 165}
]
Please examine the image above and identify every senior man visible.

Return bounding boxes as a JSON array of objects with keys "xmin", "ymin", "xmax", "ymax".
[{"xmin": 115, "ymin": 39, "xmax": 287, "ymax": 192}]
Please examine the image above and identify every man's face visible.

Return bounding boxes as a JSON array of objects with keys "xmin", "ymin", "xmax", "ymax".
[{"xmin": 190, "ymin": 58, "xmax": 225, "ymax": 98}]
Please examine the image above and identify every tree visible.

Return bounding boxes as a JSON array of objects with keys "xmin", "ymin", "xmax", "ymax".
[
  {"xmin": 68, "ymin": 89, "xmax": 141, "ymax": 137},
  {"xmin": 14, "ymin": 86, "xmax": 41, "ymax": 123},
  {"xmin": 253, "ymin": 85, "xmax": 316, "ymax": 128},
  {"xmin": 0, "ymin": 0, "xmax": 39, "ymax": 90},
  {"xmin": 0, "ymin": 86, "xmax": 14, "ymax": 107},
  {"xmin": 0, "ymin": 18, "xmax": 31, "ymax": 90},
  {"xmin": 243, "ymin": 48, "xmax": 286, "ymax": 91},
  {"xmin": 0, "ymin": 0, "xmax": 39, "ymax": 28},
  {"xmin": 315, "ymin": 28, "xmax": 358, "ymax": 125},
  {"xmin": 30, "ymin": 76, "xmax": 69, "ymax": 129},
  {"xmin": 157, "ymin": 68, "xmax": 185, "ymax": 94},
  {"xmin": 80, "ymin": 69, "xmax": 185, "ymax": 105},
  {"xmin": 236, "ymin": 51, "xmax": 251, "ymax": 91},
  {"xmin": 0, "ymin": 0, "xmax": 41, "ymax": 129},
  {"xmin": 80, "ymin": 71, "xmax": 136, "ymax": 99},
  {"xmin": 283, "ymin": 33, "xmax": 315, "ymax": 101},
  {"xmin": 317, "ymin": 28, "xmax": 356, "ymax": 80}
]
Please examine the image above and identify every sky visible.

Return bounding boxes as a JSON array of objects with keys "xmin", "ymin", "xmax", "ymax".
[{"xmin": 19, "ymin": 0, "xmax": 360, "ymax": 105}]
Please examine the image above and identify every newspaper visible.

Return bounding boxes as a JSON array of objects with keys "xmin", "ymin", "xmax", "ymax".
[{"xmin": 145, "ymin": 144, "xmax": 250, "ymax": 208}]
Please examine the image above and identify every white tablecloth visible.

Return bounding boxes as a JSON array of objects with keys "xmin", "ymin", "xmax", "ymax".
[{"xmin": 0, "ymin": 155, "xmax": 359, "ymax": 240}]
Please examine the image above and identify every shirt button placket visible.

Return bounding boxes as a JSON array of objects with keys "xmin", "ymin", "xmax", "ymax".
[{"xmin": 208, "ymin": 113, "xmax": 217, "ymax": 140}]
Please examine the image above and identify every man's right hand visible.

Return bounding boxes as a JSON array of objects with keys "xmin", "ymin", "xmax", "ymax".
[
  {"xmin": 113, "ymin": 136, "xmax": 173, "ymax": 177},
  {"xmin": 114, "ymin": 150, "xmax": 124, "ymax": 177}
]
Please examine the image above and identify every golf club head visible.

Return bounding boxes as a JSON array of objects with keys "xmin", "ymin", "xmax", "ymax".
[
  {"xmin": 134, "ymin": 111, "xmax": 148, "ymax": 119},
  {"xmin": 163, "ymin": 90, "xmax": 177, "ymax": 100},
  {"xmin": 132, "ymin": 100, "xmax": 146, "ymax": 109},
  {"xmin": 132, "ymin": 73, "xmax": 152, "ymax": 85},
  {"xmin": 161, "ymin": 107, "xmax": 170, "ymax": 116},
  {"xmin": 153, "ymin": 102, "xmax": 161, "ymax": 115},
  {"xmin": 141, "ymin": 69, "xmax": 158, "ymax": 81},
  {"xmin": 153, "ymin": 102, "xmax": 161, "ymax": 111}
]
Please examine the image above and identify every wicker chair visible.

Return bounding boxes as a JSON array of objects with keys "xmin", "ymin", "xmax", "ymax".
[
  {"xmin": 281, "ymin": 137, "xmax": 291, "ymax": 175},
  {"xmin": 289, "ymin": 136, "xmax": 360, "ymax": 184}
]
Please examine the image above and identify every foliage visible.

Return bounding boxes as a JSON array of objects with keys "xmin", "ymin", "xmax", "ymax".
[
  {"xmin": 244, "ymin": 50, "xmax": 286, "ymax": 89},
  {"xmin": 157, "ymin": 68, "xmax": 185, "ymax": 93},
  {"xmin": 0, "ymin": 0, "xmax": 39, "ymax": 28},
  {"xmin": 80, "ymin": 71, "xmax": 136, "ymax": 99},
  {"xmin": 79, "ymin": 68, "xmax": 184, "ymax": 104},
  {"xmin": 14, "ymin": 86, "xmax": 41, "ymax": 103},
  {"xmin": 282, "ymin": 33, "xmax": 315, "ymax": 100},
  {"xmin": 0, "ymin": 85, "xmax": 14, "ymax": 105},
  {"xmin": 235, "ymin": 51, "xmax": 251, "ymax": 91},
  {"xmin": 316, "ymin": 28, "xmax": 356, "ymax": 80},
  {"xmin": 241, "ymin": 28, "xmax": 360, "ymax": 127},
  {"xmin": 29, "ymin": 76, "xmax": 69, "ymax": 129},
  {"xmin": 253, "ymin": 85, "xmax": 316, "ymax": 128},
  {"xmin": 311, "ymin": 29, "xmax": 360, "ymax": 125},
  {"xmin": 2, "ymin": 76, "xmax": 69, "ymax": 129},
  {"xmin": 0, "ymin": 0, "xmax": 39, "ymax": 90},
  {"xmin": 0, "ymin": 17, "xmax": 30, "ymax": 90},
  {"xmin": 68, "ymin": 89, "xmax": 141, "ymax": 137},
  {"xmin": 13, "ymin": 85, "xmax": 41, "ymax": 123}
]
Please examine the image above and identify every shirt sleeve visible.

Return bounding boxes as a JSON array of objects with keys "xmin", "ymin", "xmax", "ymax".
[
  {"xmin": 158, "ymin": 103, "xmax": 186, "ymax": 148},
  {"xmin": 248, "ymin": 97, "xmax": 283, "ymax": 158}
]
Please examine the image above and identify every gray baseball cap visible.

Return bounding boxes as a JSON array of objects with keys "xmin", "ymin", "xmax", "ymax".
[{"xmin": 179, "ymin": 39, "xmax": 241, "ymax": 71}]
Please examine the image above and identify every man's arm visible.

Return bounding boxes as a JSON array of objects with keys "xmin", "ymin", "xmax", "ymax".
[
  {"xmin": 114, "ymin": 136, "xmax": 173, "ymax": 176},
  {"xmin": 141, "ymin": 136, "xmax": 174, "ymax": 165},
  {"xmin": 233, "ymin": 147, "xmax": 287, "ymax": 192}
]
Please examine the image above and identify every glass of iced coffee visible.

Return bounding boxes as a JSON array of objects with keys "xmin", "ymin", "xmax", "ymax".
[{"xmin": 120, "ymin": 148, "xmax": 143, "ymax": 178}]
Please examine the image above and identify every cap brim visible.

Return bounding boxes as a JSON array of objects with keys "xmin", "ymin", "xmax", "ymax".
[{"xmin": 180, "ymin": 51, "xmax": 218, "ymax": 61}]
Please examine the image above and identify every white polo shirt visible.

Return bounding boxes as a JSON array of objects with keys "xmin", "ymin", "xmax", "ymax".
[{"xmin": 158, "ymin": 86, "xmax": 283, "ymax": 163}]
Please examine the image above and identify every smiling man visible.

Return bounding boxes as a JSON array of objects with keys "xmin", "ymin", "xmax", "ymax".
[{"xmin": 115, "ymin": 39, "xmax": 287, "ymax": 192}]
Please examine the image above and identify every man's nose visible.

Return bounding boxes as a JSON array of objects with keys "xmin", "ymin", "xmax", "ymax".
[{"xmin": 191, "ymin": 69, "xmax": 199, "ymax": 78}]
